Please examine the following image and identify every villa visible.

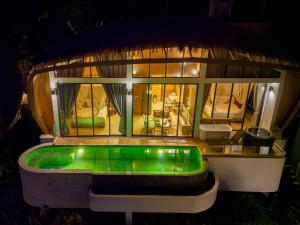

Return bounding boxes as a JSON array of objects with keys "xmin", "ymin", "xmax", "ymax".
[{"xmin": 18, "ymin": 18, "xmax": 300, "ymax": 224}]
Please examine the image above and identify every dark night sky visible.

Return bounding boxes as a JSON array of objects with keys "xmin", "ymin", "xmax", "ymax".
[
  {"xmin": 0, "ymin": 0, "xmax": 299, "ymax": 135},
  {"xmin": 0, "ymin": 0, "xmax": 299, "ymax": 62}
]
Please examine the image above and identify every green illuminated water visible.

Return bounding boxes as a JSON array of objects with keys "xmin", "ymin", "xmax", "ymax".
[{"xmin": 25, "ymin": 145, "xmax": 206, "ymax": 175}]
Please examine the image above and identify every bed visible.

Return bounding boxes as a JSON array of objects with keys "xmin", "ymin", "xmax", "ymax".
[
  {"xmin": 203, "ymin": 99, "xmax": 245, "ymax": 121},
  {"xmin": 70, "ymin": 106, "xmax": 107, "ymax": 128}
]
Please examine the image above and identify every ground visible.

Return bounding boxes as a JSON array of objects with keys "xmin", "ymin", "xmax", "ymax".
[{"xmin": 0, "ymin": 106, "xmax": 299, "ymax": 225}]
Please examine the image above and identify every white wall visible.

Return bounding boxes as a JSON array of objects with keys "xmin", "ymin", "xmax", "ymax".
[{"xmin": 260, "ymin": 83, "xmax": 279, "ymax": 130}]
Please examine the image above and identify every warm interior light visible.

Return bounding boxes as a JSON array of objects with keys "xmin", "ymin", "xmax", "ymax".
[
  {"xmin": 191, "ymin": 68, "xmax": 198, "ymax": 75},
  {"xmin": 133, "ymin": 67, "xmax": 137, "ymax": 75}
]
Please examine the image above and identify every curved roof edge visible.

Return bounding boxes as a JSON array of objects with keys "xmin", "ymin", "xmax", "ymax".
[{"xmin": 33, "ymin": 17, "xmax": 291, "ymax": 66}]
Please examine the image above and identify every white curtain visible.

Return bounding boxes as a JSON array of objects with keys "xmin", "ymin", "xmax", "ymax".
[
  {"xmin": 232, "ymin": 83, "xmax": 249, "ymax": 108},
  {"xmin": 250, "ymin": 83, "xmax": 265, "ymax": 127},
  {"xmin": 92, "ymin": 85, "xmax": 106, "ymax": 111},
  {"xmin": 214, "ymin": 83, "xmax": 231, "ymax": 104}
]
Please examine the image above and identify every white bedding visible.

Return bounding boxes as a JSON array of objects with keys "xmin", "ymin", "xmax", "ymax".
[{"xmin": 204, "ymin": 103, "xmax": 244, "ymax": 121}]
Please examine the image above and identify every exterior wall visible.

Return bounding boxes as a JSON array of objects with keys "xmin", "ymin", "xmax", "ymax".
[
  {"xmin": 275, "ymin": 71, "xmax": 300, "ymax": 128},
  {"xmin": 207, "ymin": 156, "xmax": 286, "ymax": 192}
]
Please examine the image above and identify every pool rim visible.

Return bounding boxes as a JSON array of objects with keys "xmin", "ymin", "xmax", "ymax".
[{"xmin": 19, "ymin": 143, "xmax": 208, "ymax": 176}]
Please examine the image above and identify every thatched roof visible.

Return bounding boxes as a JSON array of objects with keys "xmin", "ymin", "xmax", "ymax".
[{"xmin": 33, "ymin": 17, "xmax": 285, "ymax": 65}]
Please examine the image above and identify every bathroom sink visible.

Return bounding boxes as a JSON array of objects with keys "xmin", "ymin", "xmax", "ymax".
[{"xmin": 242, "ymin": 127, "xmax": 274, "ymax": 147}]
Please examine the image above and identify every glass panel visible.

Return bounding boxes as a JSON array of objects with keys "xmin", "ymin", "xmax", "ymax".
[
  {"xmin": 58, "ymin": 84, "xmax": 78, "ymax": 136},
  {"xmin": 243, "ymin": 83, "xmax": 255, "ymax": 130},
  {"xmin": 212, "ymin": 83, "xmax": 232, "ymax": 119},
  {"xmin": 76, "ymin": 84, "xmax": 93, "ymax": 136},
  {"xmin": 164, "ymin": 84, "xmax": 181, "ymax": 136},
  {"xmin": 230, "ymin": 83, "xmax": 250, "ymax": 130},
  {"xmin": 110, "ymin": 97, "xmax": 122, "ymax": 135},
  {"xmin": 150, "ymin": 48, "xmax": 165, "ymax": 77},
  {"xmin": 150, "ymin": 63, "xmax": 165, "ymax": 77},
  {"xmin": 133, "ymin": 64, "xmax": 149, "ymax": 77},
  {"xmin": 82, "ymin": 67, "xmax": 91, "ymax": 77},
  {"xmin": 202, "ymin": 83, "xmax": 216, "ymax": 118},
  {"xmin": 132, "ymin": 84, "xmax": 148, "ymax": 135},
  {"xmin": 151, "ymin": 84, "xmax": 164, "ymax": 136},
  {"xmin": 183, "ymin": 62, "xmax": 200, "ymax": 77},
  {"xmin": 92, "ymin": 84, "xmax": 109, "ymax": 135},
  {"xmin": 166, "ymin": 63, "xmax": 182, "ymax": 77},
  {"xmin": 133, "ymin": 50, "xmax": 150, "ymax": 77},
  {"xmin": 178, "ymin": 84, "xmax": 197, "ymax": 137},
  {"xmin": 90, "ymin": 56, "xmax": 99, "ymax": 77}
]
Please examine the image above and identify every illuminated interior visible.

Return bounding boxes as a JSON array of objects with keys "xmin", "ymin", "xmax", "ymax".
[
  {"xmin": 30, "ymin": 47, "xmax": 283, "ymax": 137},
  {"xmin": 202, "ymin": 82, "xmax": 280, "ymax": 130}
]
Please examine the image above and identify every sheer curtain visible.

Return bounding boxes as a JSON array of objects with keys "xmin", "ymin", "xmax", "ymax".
[
  {"xmin": 201, "ymin": 83, "xmax": 211, "ymax": 114},
  {"xmin": 95, "ymin": 53, "xmax": 127, "ymax": 134},
  {"xmin": 214, "ymin": 83, "xmax": 231, "ymax": 104},
  {"xmin": 232, "ymin": 83, "xmax": 249, "ymax": 109}
]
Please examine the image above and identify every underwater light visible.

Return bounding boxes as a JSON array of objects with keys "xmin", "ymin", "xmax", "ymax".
[
  {"xmin": 77, "ymin": 149, "xmax": 84, "ymax": 154},
  {"xmin": 184, "ymin": 150, "xmax": 190, "ymax": 154},
  {"xmin": 168, "ymin": 149, "xmax": 175, "ymax": 154}
]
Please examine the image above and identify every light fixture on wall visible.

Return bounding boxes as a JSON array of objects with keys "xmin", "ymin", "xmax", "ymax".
[{"xmin": 269, "ymin": 85, "xmax": 274, "ymax": 92}]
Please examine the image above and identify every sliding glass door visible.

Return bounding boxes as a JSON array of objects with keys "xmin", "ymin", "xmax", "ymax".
[
  {"xmin": 132, "ymin": 83, "xmax": 197, "ymax": 137},
  {"xmin": 58, "ymin": 83, "xmax": 124, "ymax": 136}
]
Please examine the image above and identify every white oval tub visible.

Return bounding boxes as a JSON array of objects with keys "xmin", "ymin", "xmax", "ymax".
[{"xmin": 199, "ymin": 124, "xmax": 232, "ymax": 141}]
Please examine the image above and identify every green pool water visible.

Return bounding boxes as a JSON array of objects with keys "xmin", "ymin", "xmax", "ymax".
[{"xmin": 25, "ymin": 145, "xmax": 206, "ymax": 175}]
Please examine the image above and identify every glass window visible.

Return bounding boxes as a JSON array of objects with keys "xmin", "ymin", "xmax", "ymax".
[
  {"xmin": 166, "ymin": 63, "xmax": 182, "ymax": 77},
  {"xmin": 183, "ymin": 62, "xmax": 200, "ymax": 77},
  {"xmin": 202, "ymin": 83, "xmax": 216, "ymax": 118},
  {"xmin": 132, "ymin": 83, "xmax": 196, "ymax": 137},
  {"xmin": 92, "ymin": 84, "xmax": 109, "ymax": 135},
  {"xmin": 59, "ymin": 83, "xmax": 124, "ymax": 137},
  {"xmin": 76, "ymin": 84, "xmax": 93, "ymax": 136},
  {"xmin": 151, "ymin": 84, "xmax": 165, "ymax": 136},
  {"xmin": 164, "ymin": 84, "xmax": 181, "ymax": 136},
  {"xmin": 178, "ymin": 84, "xmax": 197, "ymax": 137},
  {"xmin": 132, "ymin": 84, "xmax": 149, "ymax": 135},
  {"xmin": 212, "ymin": 83, "xmax": 232, "ymax": 119},
  {"xmin": 133, "ymin": 50, "xmax": 150, "ymax": 77},
  {"xmin": 230, "ymin": 83, "xmax": 250, "ymax": 130},
  {"xmin": 150, "ymin": 48, "xmax": 165, "ymax": 77}
]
